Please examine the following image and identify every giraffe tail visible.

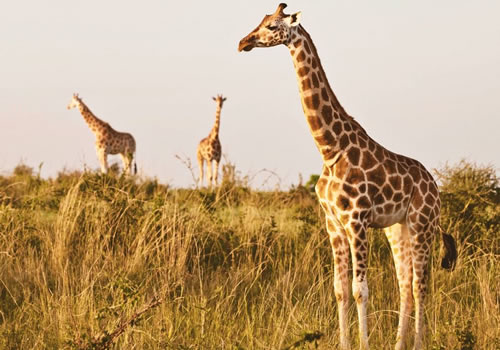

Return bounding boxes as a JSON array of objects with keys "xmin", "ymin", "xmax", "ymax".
[
  {"xmin": 133, "ymin": 151, "xmax": 137, "ymax": 175},
  {"xmin": 440, "ymin": 228, "xmax": 457, "ymax": 270}
]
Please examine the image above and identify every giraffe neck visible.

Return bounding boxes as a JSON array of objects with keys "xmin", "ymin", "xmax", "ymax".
[
  {"xmin": 209, "ymin": 104, "xmax": 222, "ymax": 140},
  {"xmin": 76, "ymin": 100, "xmax": 108, "ymax": 134},
  {"xmin": 287, "ymin": 25, "xmax": 367, "ymax": 165}
]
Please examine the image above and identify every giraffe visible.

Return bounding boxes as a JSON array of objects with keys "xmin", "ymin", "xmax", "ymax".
[
  {"xmin": 197, "ymin": 94, "xmax": 226, "ymax": 188},
  {"xmin": 67, "ymin": 93, "xmax": 137, "ymax": 175},
  {"xmin": 239, "ymin": 4, "xmax": 457, "ymax": 350}
]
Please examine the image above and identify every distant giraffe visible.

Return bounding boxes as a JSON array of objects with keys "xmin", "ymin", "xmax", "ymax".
[
  {"xmin": 67, "ymin": 93, "xmax": 137, "ymax": 175},
  {"xmin": 197, "ymin": 94, "xmax": 226, "ymax": 187},
  {"xmin": 239, "ymin": 4, "xmax": 457, "ymax": 350}
]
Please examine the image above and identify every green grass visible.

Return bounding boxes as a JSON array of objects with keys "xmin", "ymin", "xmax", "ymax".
[{"xmin": 0, "ymin": 162, "xmax": 498, "ymax": 349}]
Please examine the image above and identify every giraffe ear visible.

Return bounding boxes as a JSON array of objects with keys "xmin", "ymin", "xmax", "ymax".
[
  {"xmin": 285, "ymin": 12, "xmax": 301, "ymax": 27},
  {"xmin": 223, "ymin": 97, "xmax": 227, "ymax": 102},
  {"xmin": 212, "ymin": 97, "xmax": 216, "ymax": 101}
]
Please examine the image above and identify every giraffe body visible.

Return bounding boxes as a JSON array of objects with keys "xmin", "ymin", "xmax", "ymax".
[
  {"xmin": 197, "ymin": 95, "xmax": 226, "ymax": 187},
  {"xmin": 67, "ymin": 94, "xmax": 137, "ymax": 175},
  {"xmin": 239, "ymin": 4, "xmax": 456, "ymax": 350}
]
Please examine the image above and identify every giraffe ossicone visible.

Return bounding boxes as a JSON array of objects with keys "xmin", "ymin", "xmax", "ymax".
[
  {"xmin": 239, "ymin": 4, "xmax": 457, "ymax": 350},
  {"xmin": 67, "ymin": 93, "xmax": 137, "ymax": 175},
  {"xmin": 197, "ymin": 94, "xmax": 226, "ymax": 188}
]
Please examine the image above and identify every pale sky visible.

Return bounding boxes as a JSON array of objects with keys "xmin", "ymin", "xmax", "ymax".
[{"xmin": 1, "ymin": 1, "xmax": 499, "ymax": 188}]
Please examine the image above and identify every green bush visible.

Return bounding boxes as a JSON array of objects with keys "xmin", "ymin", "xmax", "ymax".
[{"xmin": 436, "ymin": 160, "xmax": 499, "ymax": 254}]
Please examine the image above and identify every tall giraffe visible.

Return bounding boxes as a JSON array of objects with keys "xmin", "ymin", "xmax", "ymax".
[
  {"xmin": 239, "ymin": 4, "xmax": 457, "ymax": 350},
  {"xmin": 197, "ymin": 94, "xmax": 226, "ymax": 187},
  {"xmin": 67, "ymin": 93, "xmax": 137, "ymax": 175}
]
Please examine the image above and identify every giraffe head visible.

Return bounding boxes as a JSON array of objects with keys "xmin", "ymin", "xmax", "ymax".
[
  {"xmin": 212, "ymin": 94, "xmax": 227, "ymax": 107},
  {"xmin": 238, "ymin": 3, "xmax": 301, "ymax": 52},
  {"xmin": 67, "ymin": 93, "xmax": 81, "ymax": 110}
]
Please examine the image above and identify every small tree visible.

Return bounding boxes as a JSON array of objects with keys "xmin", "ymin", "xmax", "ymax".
[
  {"xmin": 304, "ymin": 174, "xmax": 320, "ymax": 193},
  {"xmin": 13, "ymin": 163, "xmax": 34, "ymax": 177}
]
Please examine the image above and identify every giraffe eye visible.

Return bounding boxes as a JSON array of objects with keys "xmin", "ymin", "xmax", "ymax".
[{"xmin": 266, "ymin": 25, "xmax": 278, "ymax": 30}]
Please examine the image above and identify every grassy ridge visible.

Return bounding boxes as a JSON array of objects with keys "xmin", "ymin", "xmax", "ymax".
[{"xmin": 0, "ymin": 162, "xmax": 498, "ymax": 349}]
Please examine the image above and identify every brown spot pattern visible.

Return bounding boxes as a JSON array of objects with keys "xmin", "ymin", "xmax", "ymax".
[
  {"xmin": 332, "ymin": 121, "xmax": 342, "ymax": 135},
  {"xmin": 312, "ymin": 57, "xmax": 318, "ymax": 69},
  {"xmin": 312, "ymin": 72, "xmax": 319, "ymax": 88},
  {"xmin": 343, "ymin": 183, "xmax": 359, "ymax": 197},
  {"xmin": 347, "ymin": 147, "xmax": 361, "ymax": 166},
  {"xmin": 307, "ymin": 115, "xmax": 322, "ymax": 131},
  {"xmin": 298, "ymin": 66, "xmax": 310, "ymax": 77},
  {"xmin": 321, "ymin": 87, "xmax": 329, "ymax": 101},
  {"xmin": 297, "ymin": 50, "xmax": 306, "ymax": 62},
  {"xmin": 337, "ymin": 195, "xmax": 352, "ymax": 210},
  {"xmin": 357, "ymin": 196, "xmax": 371, "ymax": 209},
  {"xmin": 321, "ymin": 105, "xmax": 333, "ymax": 125},
  {"xmin": 316, "ymin": 130, "xmax": 335, "ymax": 146},
  {"xmin": 339, "ymin": 134, "xmax": 349, "ymax": 149},
  {"xmin": 361, "ymin": 152, "xmax": 377, "ymax": 169},
  {"xmin": 346, "ymin": 167, "xmax": 365, "ymax": 184},
  {"xmin": 301, "ymin": 79, "xmax": 312, "ymax": 91},
  {"xmin": 303, "ymin": 40, "xmax": 311, "ymax": 54},
  {"xmin": 367, "ymin": 165, "xmax": 386, "ymax": 186}
]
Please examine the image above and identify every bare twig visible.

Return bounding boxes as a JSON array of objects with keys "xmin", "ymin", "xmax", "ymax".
[
  {"xmin": 175, "ymin": 154, "xmax": 198, "ymax": 187},
  {"xmin": 77, "ymin": 296, "xmax": 162, "ymax": 350}
]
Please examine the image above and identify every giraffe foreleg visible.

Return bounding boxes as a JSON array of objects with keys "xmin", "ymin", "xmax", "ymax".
[
  {"xmin": 207, "ymin": 160, "xmax": 213, "ymax": 188},
  {"xmin": 384, "ymin": 223, "xmax": 413, "ymax": 350},
  {"xmin": 326, "ymin": 216, "xmax": 352, "ymax": 350},
  {"xmin": 97, "ymin": 148, "xmax": 108, "ymax": 174},
  {"xmin": 346, "ymin": 221, "xmax": 370, "ymax": 350}
]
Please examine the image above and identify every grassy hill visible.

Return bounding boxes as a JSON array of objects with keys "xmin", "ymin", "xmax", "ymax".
[{"xmin": 0, "ymin": 162, "xmax": 498, "ymax": 349}]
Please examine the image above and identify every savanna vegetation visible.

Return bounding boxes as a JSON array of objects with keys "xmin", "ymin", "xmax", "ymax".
[{"xmin": 0, "ymin": 161, "xmax": 498, "ymax": 349}]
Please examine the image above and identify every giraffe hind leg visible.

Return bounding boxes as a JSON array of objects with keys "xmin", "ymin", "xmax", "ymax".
[
  {"xmin": 407, "ymin": 208, "xmax": 436, "ymax": 350},
  {"xmin": 120, "ymin": 153, "xmax": 133, "ymax": 175},
  {"xmin": 384, "ymin": 223, "xmax": 413, "ymax": 350},
  {"xmin": 128, "ymin": 152, "xmax": 135, "ymax": 175},
  {"xmin": 197, "ymin": 152, "xmax": 204, "ymax": 188}
]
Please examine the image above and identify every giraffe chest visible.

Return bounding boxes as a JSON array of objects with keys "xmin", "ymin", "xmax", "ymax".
[{"xmin": 200, "ymin": 139, "xmax": 221, "ymax": 159}]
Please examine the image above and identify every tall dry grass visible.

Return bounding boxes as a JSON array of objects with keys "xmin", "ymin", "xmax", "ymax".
[{"xmin": 0, "ymin": 162, "xmax": 498, "ymax": 349}]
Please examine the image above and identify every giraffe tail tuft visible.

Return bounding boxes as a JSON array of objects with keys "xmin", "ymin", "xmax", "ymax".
[{"xmin": 441, "ymin": 231, "xmax": 457, "ymax": 270}]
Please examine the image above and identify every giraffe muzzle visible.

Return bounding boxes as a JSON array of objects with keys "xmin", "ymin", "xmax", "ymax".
[{"xmin": 238, "ymin": 35, "xmax": 256, "ymax": 52}]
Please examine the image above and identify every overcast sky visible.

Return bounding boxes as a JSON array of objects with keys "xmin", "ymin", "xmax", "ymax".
[{"xmin": 1, "ymin": 1, "xmax": 499, "ymax": 188}]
